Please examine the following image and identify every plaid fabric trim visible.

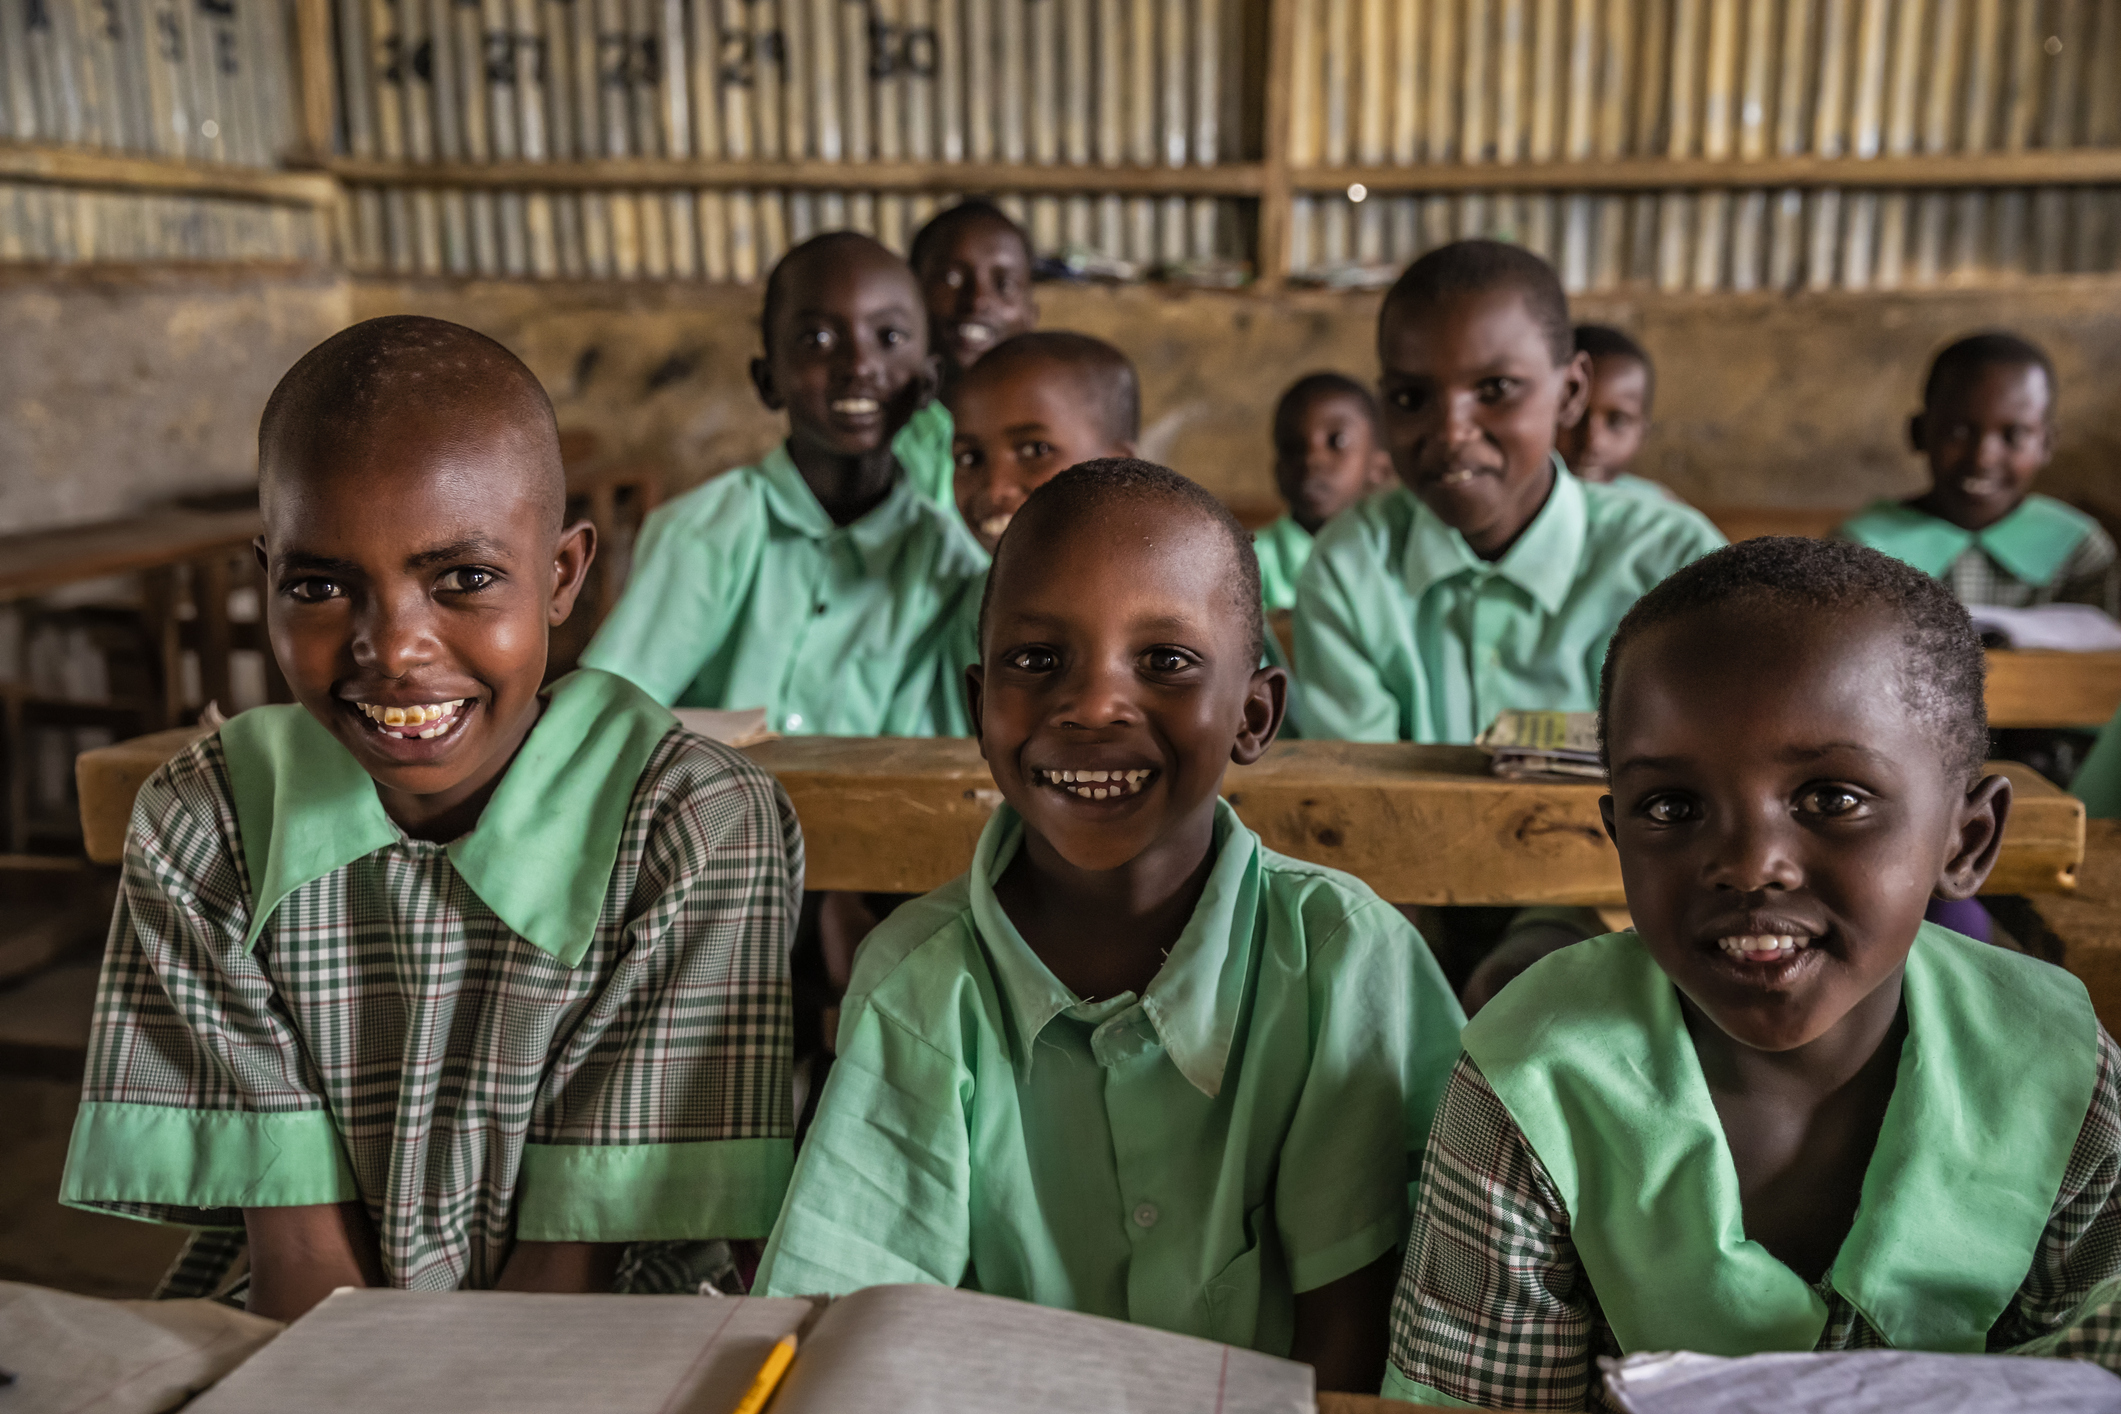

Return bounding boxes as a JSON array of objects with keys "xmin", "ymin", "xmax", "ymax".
[
  {"xmin": 1390, "ymin": 1031, "xmax": 2121, "ymax": 1408},
  {"xmin": 1948, "ymin": 525, "xmax": 2121, "ymax": 618},
  {"xmin": 82, "ymin": 726, "xmax": 800, "ymax": 1295}
]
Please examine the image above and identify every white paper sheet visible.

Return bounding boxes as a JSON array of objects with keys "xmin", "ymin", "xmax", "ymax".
[
  {"xmin": 1968, "ymin": 604, "xmax": 2121, "ymax": 653},
  {"xmin": 1602, "ymin": 1348, "xmax": 2121, "ymax": 1414},
  {"xmin": 0, "ymin": 1280, "xmax": 283, "ymax": 1414}
]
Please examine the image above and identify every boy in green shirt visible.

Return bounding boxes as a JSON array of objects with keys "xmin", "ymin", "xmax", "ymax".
[
  {"xmin": 62, "ymin": 317, "xmax": 801, "ymax": 1318},
  {"xmin": 582, "ymin": 232, "xmax": 986, "ymax": 733},
  {"xmin": 947, "ymin": 330, "xmax": 1138, "ymax": 556},
  {"xmin": 1386, "ymin": 537, "xmax": 2121, "ymax": 1407},
  {"xmin": 1556, "ymin": 324, "xmax": 1675, "ymax": 502},
  {"xmin": 757, "ymin": 460, "xmax": 1465, "ymax": 1392},
  {"xmin": 1256, "ymin": 372, "xmax": 1393, "ymax": 615},
  {"xmin": 1294, "ymin": 240, "xmax": 1724, "ymax": 744},
  {"xmin": 1837, "ymin": 332, "xmax": 2118, "ymax": 617},
  {"xmin": 911, "ymin": 199, "xmax": 1040, "ymax": 388}
]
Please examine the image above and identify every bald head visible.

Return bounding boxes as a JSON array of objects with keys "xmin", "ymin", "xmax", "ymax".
[
  {"xmin": 260, "ymin": 316, "xmax": 564, "ymax": 531},
  {"xmin": 954, "ymin": 331, "xmax": 1140, "ymax": 445},
  {"xmin": 981, "ymin": 458, "xmax": 1264, "ymax": 664},
  {"xmin": 760, "ymin": 231, "xmax": 924, "ymax": 355}
]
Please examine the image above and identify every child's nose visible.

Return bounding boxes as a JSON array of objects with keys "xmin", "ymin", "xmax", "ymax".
[
  {"xmin": 351, "ymin": 593, "xmax": 438, "ymax": 676},
  {"xmin": 1707, "ymin": 808, "xmax": 1804, "ymax": 893}
]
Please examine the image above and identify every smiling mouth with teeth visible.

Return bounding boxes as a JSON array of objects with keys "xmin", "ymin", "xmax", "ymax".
[
  {"xmin": 956, "ymin": 322, "xmax": 996, "ymax": 349},
  {"xmin": 1037, "ymin": 767, "xmax": 1154, "ymax": 801},
  {"xmin": 354, "ymin": 699, "xmax": 469, "ymax": 740},
  {"xmin": 1717, "ymin": 933, "xmax": 1812, "ymax": 963},
  {"xmin": 978, "ymin": 512, "xmax": 1013, "ymax": 541},
  {"xmin": 830, "ymin": 397, "xmax": 880, "ymax": 416}
]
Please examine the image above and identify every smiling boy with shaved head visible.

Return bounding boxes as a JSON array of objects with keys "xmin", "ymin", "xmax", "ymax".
[
  {"xmin": 62, "ymin": 316, "xmax": 803, "ymax": 1317},
  {"xmin": 757, "ymin": 459, "xmax": 1464, "ymax": 1393}
]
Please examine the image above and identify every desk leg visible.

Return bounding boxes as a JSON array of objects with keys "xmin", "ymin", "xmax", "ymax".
[
  {"xmin": 140, "ymin": 567, "xmax": 185, "ymax": 731},
  {"xmin": 195, "ymin": 555, "xmax": 234, "ymax": 717}
]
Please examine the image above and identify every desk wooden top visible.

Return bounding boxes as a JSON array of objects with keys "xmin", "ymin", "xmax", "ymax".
[
  {"xmin": 1985, "ymin": 649, "xmax": 2121, "ymax": 729},
  {"xmin": 0, "ymin": 508, "xmax": 264, "ymax": 600},
  {"xmin": 1316, "ymin": 1396, "xmax": 1455, "ymax": 1414}
]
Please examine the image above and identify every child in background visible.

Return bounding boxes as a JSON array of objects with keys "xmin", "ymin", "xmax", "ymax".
[
  {"xmin": 1256, "ymin": 373, "xmax": 1393, "ymax": 615},
  {"xmin": 1557, "ymin": 324, "xmax": 1672, "ymax": 500},
  {"xmin": 1386, "ymin": 537, "xmax": 2121, "ymax": 1407},
  {"xmin": 582, "ymin": 231, "xmax": 987, "ymax": 736},
  {"xmin": 911, "ymin": 200, "xmax": 1041, "ymax": 387},
  {"xmin": 1295, "ymin": 239, "xmax": 1724, "ymax": 745},
  {"xmin": 1838, "ymin": 333, "xmax": 2118, "ymax": 617},
  {"xmin": 758, "ymin": 460, "xmax": 1465, "ymax": 1393},
  {"xmin": 947, "ymin": 330, "xmax": 1139, "ymax": 556},
  {"xmin": 62, "ymin": 317, "xmax": 802, "ymax": 1317}
]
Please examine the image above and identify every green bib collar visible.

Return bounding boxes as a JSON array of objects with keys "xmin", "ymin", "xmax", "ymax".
[
  {"xmin": 1842, "ymin": 494, "xmax": 2094, "ymax": 588},
  {"xmin": 221, "ymin": 669, "xmax": 676, "ymax": 967},
  {"xmin": 1464, "ymin": 925, "xmax": 2098, "ymax": 1355}
]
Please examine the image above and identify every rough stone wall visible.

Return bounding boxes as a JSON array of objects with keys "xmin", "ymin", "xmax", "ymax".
[
  {"xmin": 0, "ymin": 266, "xmax": 351, "ymax": 535},
  {"xmin": 8, "ymin": 268, "xmax": 2120, "ymax": 537}
]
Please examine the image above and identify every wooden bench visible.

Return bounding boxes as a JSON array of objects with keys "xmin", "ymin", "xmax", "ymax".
[{"xmin": 76, "ymin": 732, "xmax": 2084, "ymax": 904}]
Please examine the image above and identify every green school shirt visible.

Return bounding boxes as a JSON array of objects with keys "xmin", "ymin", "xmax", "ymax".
[
  {"xmin": 2074, "ymin": 703, "xmax": 2121, "ymax": 819},
  {"xmin": 901, "ymin": 400, "xmax": 958, "ymax": 508},
  {"xmin": 1253, "ymin": 515, "xmax": 1314, "ymax": 615},
  {"xmin": 1384, "ymin": 925, "xmax": 2100, "ymax": 1405},
  {"xmin": 580, "ymin": 413, "xmax": 986, "ymax": 736},
  {"xmin": 1838, "ymin": 493, "xmax": 2096, "ymax": 594},
  {"xmin": 1293, "ymin": 458, "xmax": 1726, "ymax": 744},
  {"xmin": 755, "ymin": 798, "xmax": 1466, "ymax": 1354},
  {"xmin": 60, "ymin": 670, "xmax": 801, "ymax": 1291},
  {"xmin": 1600, "ymin": 471, "xmax": 1679, "ymax": 503}
]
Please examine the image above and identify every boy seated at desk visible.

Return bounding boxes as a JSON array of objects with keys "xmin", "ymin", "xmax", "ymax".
[
  {"xmin": 947, "ymin": 330, "xmax": 1139, "ymax": 557},
  {"xmin": 1556, "ymin": 324, "xmax": 1673, "ymax": 502},
  {"xmin": 1837, "ymin": 332, "xmax": 2119, "ymax": 618},
  {"xmin": 756, "ymin": 460, "xmax": 1466, "ymax": 1393},
  {"xmin": 1292, "ymin": 239, "xmax": 1724, "ymax": 746},
  {"xmin": 1385, "ymin": 536, "xmax": 2121, "ymax": 1408},
  {"xmin": 1254, "ymin": 372, "xmax": 1394, "ymax": 616},
  {"xmin": 60, "ymin": 317, "xmax": 803, "ymax": 1317},
  {"xmin": 581, "ymin": 231, "xmax": 987, "ymax": 736}
]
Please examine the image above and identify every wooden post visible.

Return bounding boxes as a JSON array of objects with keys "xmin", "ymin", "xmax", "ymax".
[
  {"xmin": 292, "ymin": 0, "xmax": 338, "ymax": 162},
  {"xmin": 195, "ymin": 554, "xmax": 234, "ymax": 717},
  {"xmin": 1256, "ymin": 0, "xmax": 1299, "ymax": 289}
]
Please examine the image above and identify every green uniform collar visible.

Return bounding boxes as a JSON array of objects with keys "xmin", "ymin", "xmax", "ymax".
[
  {"xmin": 1842, "ymin": 494, "xmax": 2093, "ymax": 588},
  {"xmin": 1401, "ymin": 454, "xmax": 1586, "ymax": 616},
  {"xmin": 966, "ymin": 797, "xmax": 1263, "ymax": 1098},
  {"xmin": 221, "ymin": 669, "xmax": 676, "ymax": 967},
  {"xmin": 1463, "ymin": 925, "xmax": 2098, "ymax": 1355}
]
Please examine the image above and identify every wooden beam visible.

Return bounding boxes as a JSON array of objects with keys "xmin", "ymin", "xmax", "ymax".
[
  {"xmin": 1253, "ymin": 0, "xmax": 1302, "ymax": 290},
  {"xmin": 321, "ymin": 156, "xmax": 1270, "ymax": 198},
  {"xmin": 0, "ymin": 142, "xmax": 341, "ymax": 207},
  {"xmin": 1986, "ymin": 650, "xmax": 2121, "ymax": 730},
  {"xmin": 0, "ymin": 509, "xmax": 262, "ymax": 602},
  {"xmin": 291, "ymin": 0, "xmax": 338, "ymax": 162},
  {"xmin": 1292, "ymin": 147, "xmax": 2121, "ymax": 195}
]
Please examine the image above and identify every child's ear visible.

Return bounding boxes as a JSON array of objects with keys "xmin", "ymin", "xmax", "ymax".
[
  {"xmin": 1599, "ymin": 792, "xmax": 1618, "ymax": 847},
  {"xmin": 547, "ymin": 519, "xmax": 598, "ymax": 626},
  {"xmin": 750, "ymin": 356, "xmax": 783, "ymax": 412},
  {"xmin": 1933, "ymin": 771, "xmax": 2013, "ymax": 900},
  {"xmin": 1555, "ymin": 349, "xmax": 1594, "ymax": 431},
  {"xmin": 1907, "ymin": 410, "xmax": 1928, "ymax": 455},
  {"xmin": 965, "ymin": 664, "xmax": 986, "ymax": 755},
  {"xmin": 252, "ymin": 534, "xmax": 269, "ymax": 575},
  {"xmin": 1231, "ymin": 666, "xmax": 1288, "ymax": 765}
]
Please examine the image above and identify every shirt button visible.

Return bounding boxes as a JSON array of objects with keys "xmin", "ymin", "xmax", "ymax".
[
  {"xmin": 1132, "ymin": 1202, "xmax": 1159, "ymax": 1229},
  {"xmin": 785, "ymin": 713, "xmax": 803, "ymax": 730},
  {"xmin": 814, "ymin": 602, "xmax": 827, "ymax": 615}
]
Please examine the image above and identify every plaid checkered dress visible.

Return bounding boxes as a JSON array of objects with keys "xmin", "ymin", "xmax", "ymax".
[
  {"xmin": 1389, "ymin": 1040, "xmax": 2121, "ymax": 1410},
  {"xmin": 66, "ymin": 725, "xmax": 800, "ymax": 1298},
  {"xmin": 1944, "ymin": 528, "xmax": 2120, "ymax": 617}
]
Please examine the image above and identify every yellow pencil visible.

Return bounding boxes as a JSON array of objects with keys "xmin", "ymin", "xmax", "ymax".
[{"xmin": 729, "ymin": 1333, "xmax": 798, "ymax": 1414}]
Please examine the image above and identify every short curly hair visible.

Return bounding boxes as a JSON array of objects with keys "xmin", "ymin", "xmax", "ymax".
[
  {"xmin": 1382, "ymin": 239, "xmax": 1573, "ymax": 366},
  {"xmin": 1598, "ymin": 537, "xmax": 1990, "ymax": 784},
  {"xmin": 977, "ymin": 458, "xmax": 1265, "ymax": 666}
]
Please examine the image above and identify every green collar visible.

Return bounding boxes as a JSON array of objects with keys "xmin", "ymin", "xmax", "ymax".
[
  {"xmin": 1464, "ymin": 925, "xmax": 2098, "ymax": 1355},
  {"xmin": 1401, "ymin": 454, "xmax": 1585, "ymax": 615},
  {"xmin": 220, "ymin": 669, "xmax": 676, "ymax": 967},
  {"xmin": 755, "ymin": 419, "xmax": 953, "ymax": 573},
  {"xmin": 966, "ymin": 797, "xmax": 1263, "ymax": 1098},
  {"xmin": 1842, "ymin": 494, "xmax": 2093, "ymax": 588}
]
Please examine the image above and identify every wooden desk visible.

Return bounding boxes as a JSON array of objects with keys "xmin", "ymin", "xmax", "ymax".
[
  {"xmin": 2039, "ymin": 820, "xmax": 2121, "ymax": 1036},
  {"xmin": 1317, "ymin": 1396, "xmax": 1454, "ymax": 1414},
  {"xmin": 1985, "ymin": 649, "xmax": 2121, "ymax": 729},
  {"xmin": 77, "ymin": 732, "xmax": 2085, "ymax": 904}
]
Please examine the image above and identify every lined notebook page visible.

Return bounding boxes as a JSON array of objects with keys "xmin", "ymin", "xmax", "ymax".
[
  {"xmin": 184, "ymin": 1289, "xmax": 816, "ymax": 1414},
  {"xmin": 781, "ymin": 1284, "xmax": 1315, "ymax": 1414}
]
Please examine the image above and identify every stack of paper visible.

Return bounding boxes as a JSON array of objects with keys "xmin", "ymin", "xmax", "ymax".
[
  {"xmin": 1968, "ymin": 604, "xmax": 2121, "ymax": 652},
  {"xmin": 1477, "ymin": 711, "xmax": 1606, "ymax": 781},
  {"xmin": 1602, "ymin": 1348, "xmax": 2121, "ymax": 1414}
]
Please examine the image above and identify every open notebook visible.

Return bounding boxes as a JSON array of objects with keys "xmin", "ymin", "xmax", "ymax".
[{"xmin": 184, "ymin": 1283, "xmax": 1314, "ymax": 1414}]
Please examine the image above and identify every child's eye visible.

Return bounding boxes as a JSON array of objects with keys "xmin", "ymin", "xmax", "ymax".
[
  {"xmin": 1141, "ymin": 646, "xmax": 1198, "ymax": 674},
  {"xmin": 880, "ymin": 327, "xmax": 906, "ymax": 347},
  {"xmin": 1798, "ymin": 785, "xmax": 1866, "ymax": 818},
  {"xmin": 954, "ymin": 447, "xmax": 982, "ymax": 470},
  {"xmin": 282, "ymin": 577, "xmax": 342, "ymax": 604},
  {"xmin": 1327, "ymin": 430, "xmax": 1348, "ymax": 450},
  {"xmin": 1476, "ymin": 377, "xmax": 1520, "ymax": 403},
  {"xmin": 1016, "ymin": 440, "xmax": 1055, "ymax": 461},
  {"xmin": 1005, "ymin": 646, "xmax": 1057, "ymax": 673},
  {"xmin": 944, "ymin": 269, "xmax": 966, "ymax": 289},
  {"xmin": 1388, "ymin": 387, "xmax": 1424, "ymax": 412},
  {"xmin": 800, "ymin": 328, "xmax": 833, "ymax": 350},
  {"xmin": 436, "ymin": 566, "xmax": 498, "ymax": 593},
  {"xmin": 1640, "ymin": 794, "xmax": 1698, "ymax": 825}
]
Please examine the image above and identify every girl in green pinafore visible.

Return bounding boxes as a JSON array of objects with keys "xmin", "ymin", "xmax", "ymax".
[{"xmin": 1386, "ymin": 536, "xmax": 2121, "ymax": 1410}]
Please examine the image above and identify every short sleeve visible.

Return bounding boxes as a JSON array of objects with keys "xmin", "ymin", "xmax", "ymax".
[
  {"xmin": 1292, "ymin": 526, "xmax": 1404, "ymax": 742},
  {"xmin": 60, "ymin": 740, "xmax": 358, "ymax": 1225},
  {"xmin": 1384, "ymin": 1055, "xmax": 1597, "ymax": 1411},
  {"xmin": 1275, "ymin": 897, "xmax": 1465, "ymax": 1294},
  {"xmin": 754, "ymin": 994, "xmax": 976, "ymax": 1297},
  {"xmin": 579, "ymin": 492, "xmax": 748, "ymax": 706},
  {"xmin": 2056, "ymin": 523, "xmax": 2121, "ymax": 619},
  {"xmin": 515, "ymin": 741, "xmax": 803, "ymax": 1243}
]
